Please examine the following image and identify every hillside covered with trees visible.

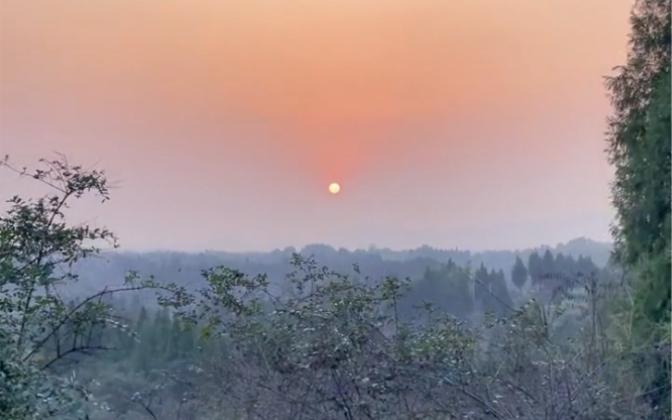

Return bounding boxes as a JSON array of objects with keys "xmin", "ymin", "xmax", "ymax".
[{"xmin": 0, "ymin": 1, "xmax": 669, "ymax": 419}]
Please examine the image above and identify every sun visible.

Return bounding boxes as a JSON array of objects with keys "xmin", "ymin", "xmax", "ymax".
[{"xmin": 328, "ymin": 182, "xmax": 341, "ymax": 194}]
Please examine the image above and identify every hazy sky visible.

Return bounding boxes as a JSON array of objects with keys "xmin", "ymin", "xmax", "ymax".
[{"xmin": 0, "ymin": 0, "xmax": 632, "ymax": 252}]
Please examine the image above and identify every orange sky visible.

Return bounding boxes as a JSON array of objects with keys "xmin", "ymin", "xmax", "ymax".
[{"xmin": 0, "ymin": 0, "xmax": 633, "ymax": 251}]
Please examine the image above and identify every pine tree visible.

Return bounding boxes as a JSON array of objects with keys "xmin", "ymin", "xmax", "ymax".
[
  {"xmin": 554, "ymin": 252, "xmax": 567, "ymax": 274},
  {"xmin": 496, "ymin": 269, "xmax": 513, "ymax": 313},
  {"xmin": 154, "ymin": 307, "xmax": 172, "ymax": 362},
  {"xmin": 417, "ymin": 264, "xmax": 474, "ymax": 318},
  {"xmin": 167, "ymin": 315, "xmax": 183, "ymax": 361},
  {"xmin": 132, "ymin": 307, "xmax": 153, "ymax": 371},
  {"xmin": 540, "ymin": 249, "xmax": 555, "ymax": 280},
  {"xmin": 527, "ymin": 252, "xmax": 542, "ymax": 285},
  {"xmin": 474, "ymin": 264, "xmax": 491, "ymax": 304},
  {"xmin": 564, "ymin": 255, "xmax": 578, "ymax": 278},
  {"xmin": 485, "ymin": 269, "xmax": 513, "ymax": 317},
  {"xmin": 576, "ymin": 255, "xmax": 598, "ymax": 277},
  {"xmin": 511, "ymin": 256, "xmax": 528, "ymax": 290}
]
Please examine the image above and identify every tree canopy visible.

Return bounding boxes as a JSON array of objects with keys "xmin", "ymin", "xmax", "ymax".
[{"xmin": 604, "ymin": 0, "xmax": 671, "ymax": 413}]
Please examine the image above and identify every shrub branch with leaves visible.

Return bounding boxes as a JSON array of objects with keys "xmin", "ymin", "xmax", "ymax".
[{"xmin": 0, "ymin": 155, "xmax": 189, "ymax": 419}]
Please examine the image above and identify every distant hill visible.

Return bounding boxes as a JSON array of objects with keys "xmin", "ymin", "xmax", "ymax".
[
  {"xmin": 362, "ymin": 237, "xmax": 612, "ymax": 269},
  {"xmin": 67, "ymin": 237, "xmax": 611, "ymax": 299},
  {"xmin": 549, "ymin": 237, "xmax": 612, "ymax": 267}
]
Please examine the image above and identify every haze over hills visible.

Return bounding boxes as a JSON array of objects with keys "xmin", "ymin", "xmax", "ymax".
[
  {"xmin": 68, "ymin": 236, "xmax": 611, "ymax": 301},
  {"xmin": 120, "ymin": 236, "xmax": 612, "ymax": 267},
  {"xmin": 283, "ymin": 211, "xmax": 616, "ymax": 253}
]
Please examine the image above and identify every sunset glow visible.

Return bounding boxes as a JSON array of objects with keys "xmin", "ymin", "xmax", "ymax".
[{"xmin": 0, "ymin": 0, "xmax": 632, "ymax": 251}]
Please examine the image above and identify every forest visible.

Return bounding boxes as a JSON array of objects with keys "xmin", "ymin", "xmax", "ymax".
[{"xmin": 0, "ymin": 1, "xmax": 670, "ymax": 419}]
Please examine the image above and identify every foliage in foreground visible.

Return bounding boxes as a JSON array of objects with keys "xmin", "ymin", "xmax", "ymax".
[
  {"xmin": 147, "ymin": 257, "xmax": 647, "ymax": 420},
  {"xmin": 0, "ymin": 156, "xmax": 189, "ymax": 419},
  {"xmin": 604, "ymin": 0, "xmax": 671, "ymax": 413}
]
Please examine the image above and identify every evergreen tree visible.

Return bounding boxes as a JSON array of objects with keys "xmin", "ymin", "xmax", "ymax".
[
  {"xmin": 554, "ymin": 252, "xmax": 567, "ymax": 274},
  {"xmin": 605, "ymin": 0, "xmax": 670, "ymax": 413},
  {"xmin": 511, "ymin": 256, "xmax": 528, "ymax": 290},
  {"xmin": 132, "ymin": 307, "xmax": 154, "ymax": 371},
  {"xmin": 474, "ymin": 263, "xmax": 491, "ymax": 304},
  {"xmin": 540, "ymin": 249, "xmax": 555, "ymax": 279},
  {"xmin": 154, "ymin": 307, "xmax": 172, "ymax": 362},
  {"xmin": 409, "ymin": 264, "xmax": 474, "ymax": 319},
  {"xmin": 563, "ymin": 254, "xmax": 578, "ymax": 277},
  {"xmin": 167, "ymin": 315, "xmax": 183, "ymax": 361},
  {"xmin": 496, "ymin": 269, "xmax": 513, "ymax": 311},
  {"xmin": 576, "ymin": 255, "xmax": 598, "ymax": 277},
  {"xmin": 527, "ymin": 252, "xmax": 543, "ymax": 285},
  {"xmin": 486, "ymin": 269, "xmax": 513, "ymax": 317},
  {"xmin": 448, "ymin": 263, "xmax": 475, "ymax": 316}
]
